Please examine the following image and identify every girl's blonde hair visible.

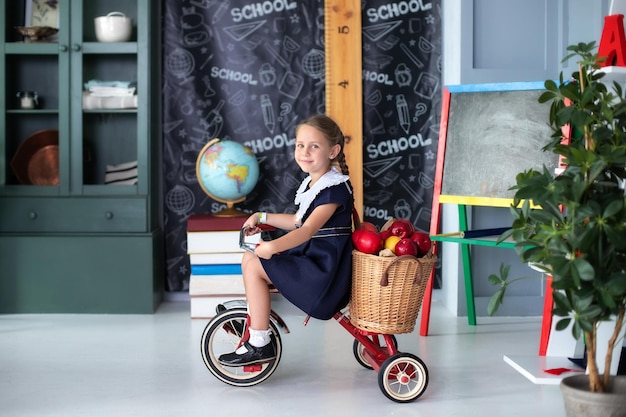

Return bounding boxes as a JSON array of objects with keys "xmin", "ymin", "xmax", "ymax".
[{"xmin": 296, "ymin": 114, "xmax": 350, "ymax": 176}]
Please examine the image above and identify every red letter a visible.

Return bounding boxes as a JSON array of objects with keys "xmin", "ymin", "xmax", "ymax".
[{"xmin": 598, "ymin": 14, "xmax": 626, "ymax": 67}]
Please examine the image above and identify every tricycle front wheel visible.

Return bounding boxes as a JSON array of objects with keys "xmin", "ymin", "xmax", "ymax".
[{"xmin": 378, "ymin": 353, "xmax": 428, "ymax": 403}]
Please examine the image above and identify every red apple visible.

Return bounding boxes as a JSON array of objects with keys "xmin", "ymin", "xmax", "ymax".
[
  {"xmin": 394, "ymin": 238, "xmax": 419, "ymax": 257},
  {"xmin": 389, "ymin": 219, "xmax": 414, "ymax": 238},
  {"xmin": 396, "ymin": 219, "xmax": 415, "ymax": 232},
  {"xmin": 359, "ymin": 221, "xmax": 378, "ymax": 233},
  {"xmin": 410, "ymin": 231, "xmax": 432, "ymax": 257},
  {"xmin": 379, "ymin": 229, "xmax": 393, "ymax": 242},
  {"xmin": 352, "ymin": 229, "xmax": 384, "ymax": 255}
]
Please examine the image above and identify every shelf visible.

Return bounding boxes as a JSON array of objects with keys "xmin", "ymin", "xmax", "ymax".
[
  {"xmin": 5, "ymin": 42, "xmax": 60, "ymax": 54},
  {"xmin": 503, "ymin": 355, "xmax": 584, "ymax": 385},
  {"xmin": 81, "ymin": 42, "xmax": 138, "ymax": 54},
  {"xmin": 82, "ymin": 108, "xmax": 137, "ymax": 114},
  {"xmin": 6, "ymin": 109, "xmax": 59, "ymax": 115},
  {"xmin": 598, "ymin": 65, "xmax": 626, "ymax": 85},
  {"xmin": 5, "ymin": 42, "xmax": 138, "ymax": 55}
]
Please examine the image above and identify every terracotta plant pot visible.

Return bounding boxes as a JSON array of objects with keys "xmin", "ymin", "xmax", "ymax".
[{"xmin": 560, "ymin": 375, "xmax": 626, "ymax": 417}]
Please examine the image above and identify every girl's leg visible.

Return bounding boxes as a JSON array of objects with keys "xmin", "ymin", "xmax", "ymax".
[
  {"xmin": 241, "ymin": 252, "xmax": 272, "ymax": 330},
  {"xmin": 218, "ymin": 252, "xmax": 275, "ymax": 366}
]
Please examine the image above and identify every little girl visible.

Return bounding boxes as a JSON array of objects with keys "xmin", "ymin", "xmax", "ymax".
[{"xmin": 219, "ymin": 114, "xmax": 354, "ymax": 366}]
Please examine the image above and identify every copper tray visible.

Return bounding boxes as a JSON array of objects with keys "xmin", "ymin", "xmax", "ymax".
[{"xmin": 10, "ymin": 129, "xmax": 60, "ymax": 185}]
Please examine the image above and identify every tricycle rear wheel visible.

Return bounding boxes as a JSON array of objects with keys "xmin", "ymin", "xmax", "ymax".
[
  {"xmin": 200, "ymin": 307, "xmax": 282, "ymax": 387},
  {"xmin": 352, "ymin": 335, "xmax": 398, "ymax": 370}
]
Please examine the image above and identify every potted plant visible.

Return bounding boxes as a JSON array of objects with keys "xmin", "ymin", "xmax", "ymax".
[{"xmin": 488, "ymin": 41, "xmax": 626, "ymax": 412}]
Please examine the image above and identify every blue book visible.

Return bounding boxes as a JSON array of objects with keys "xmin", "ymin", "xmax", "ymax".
[{"xmin": 191, "ymin": 264, "xmax": 242, "ymax": 275}]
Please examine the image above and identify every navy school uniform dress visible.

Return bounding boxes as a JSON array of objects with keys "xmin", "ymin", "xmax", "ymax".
[{"xmin": 260, "ymin": 172, "xmax": 354, "ymax": 320}]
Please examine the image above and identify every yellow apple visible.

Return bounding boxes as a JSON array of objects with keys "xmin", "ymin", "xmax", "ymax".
[{"xmin": 384, "ymin": 235, "xmax": 401, "ymax": 253}]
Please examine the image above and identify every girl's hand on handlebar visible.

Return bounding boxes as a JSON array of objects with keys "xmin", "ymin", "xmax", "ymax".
[
  {"xmin": 243, "ymin": 213, "xmax": 262, "ymax": 235},
  {"xmin": 244, "ymin": 226, "xmax": 261, "ymax": 236}
]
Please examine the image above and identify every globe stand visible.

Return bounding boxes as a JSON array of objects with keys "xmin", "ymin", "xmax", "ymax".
[{"xmin": 213, "ymin": 201, "xmax": 247, "ymax": 217}]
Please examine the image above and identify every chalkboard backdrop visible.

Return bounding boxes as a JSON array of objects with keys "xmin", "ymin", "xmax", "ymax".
[
  {"xmin": 440, "ymin": 82, "xmax": 560, "ymax": 207},
  {"xmin": 162, "ymin": 1, "xmax": 442, "ymax": 292}
]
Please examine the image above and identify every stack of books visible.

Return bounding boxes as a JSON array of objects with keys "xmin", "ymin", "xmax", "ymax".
[{"xmin": 187, "ymin": 214, "xmax": 257, "ymax": 318}]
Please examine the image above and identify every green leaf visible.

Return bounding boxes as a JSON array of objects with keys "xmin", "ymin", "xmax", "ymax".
[
  {"xmin": 555, "ymin": 317, "xmax": 572, "ymax": 331},
  {"xmin": 496, "ymin": 228, "xmax": 515, "ymax": 244},
  {"xmin": 573, "ymin": 258, "xmax": 595, "ymax": 281},
  {"xmin": 603, "ymin": 199, "xmax": 623, "ymax": 218},
  {"xmin": 552, "ymin": 290, "xmax": 572, "ymax": 311},
  {"xmin": 606, "ymin": 273, "xmax": 626, "ymax": 296},
  {"xmin": 538, "ymin": 88, "xmax": 558, "ymax": 103},
  {"xmin": 606, "ymin": 225, "xmax": 626, "ymax": 249},
  {"xmin": 487, "ymin": 289, "xmax": 505, "ymax": 316},
  {"xmin": 488, "ymin": 273, "xmax": 502, "ymax": 286},
  {"xmin": 599, "ymin": 289, "xmax": 617, "ymax": 310}
]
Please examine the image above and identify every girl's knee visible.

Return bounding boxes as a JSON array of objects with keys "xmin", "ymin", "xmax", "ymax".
[
  {"xmin": 242, "ymin": 254, "xmax": 261, "ymax": 275},
  {"xmin": 242, "ymin": 256, "xmax": 270, "ymax": 284}
]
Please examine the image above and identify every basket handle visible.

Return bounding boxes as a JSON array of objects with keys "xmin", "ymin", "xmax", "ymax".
[
  {"xmin": 351, "ymin": 206, "xmax": 361, "ymax": 230},
  {"xmin": 380, "ymin": 255, "xmax": 425, "ymax": 287}
]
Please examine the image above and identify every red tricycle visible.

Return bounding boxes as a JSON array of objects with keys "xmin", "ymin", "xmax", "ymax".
[{"xmin": 200, "ymin": 227, "xmax": 432, "ymax": 403}]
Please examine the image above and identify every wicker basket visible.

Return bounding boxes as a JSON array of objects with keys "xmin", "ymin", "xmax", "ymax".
[{"xmin": 349, "ymin": 249, "xmax": 436, "ymax": 334}]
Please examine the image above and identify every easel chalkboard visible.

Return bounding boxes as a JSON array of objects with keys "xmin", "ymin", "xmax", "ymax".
[
  {"xmin": 439, "ymin": 82, "xmax": 560, "ymax": 207},
  {"xmin": 420, "ymin": 82, "xmax": 562, "ymax": 336}
]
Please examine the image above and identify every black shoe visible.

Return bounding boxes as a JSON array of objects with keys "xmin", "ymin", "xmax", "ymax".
[{"xmin": 218, "ymin": 341, "xmax": 276, "ymax": 366}]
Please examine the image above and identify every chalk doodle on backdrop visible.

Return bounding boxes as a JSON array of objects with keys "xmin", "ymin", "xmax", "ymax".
[{"xmin": 161, "ymin": 0, "xmax": 442, "ymax": 292}]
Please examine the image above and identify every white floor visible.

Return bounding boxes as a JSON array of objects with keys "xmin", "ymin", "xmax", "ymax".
[{"xmin": 0, "ymin": 294, "xmax": 570, "ymax": 417}]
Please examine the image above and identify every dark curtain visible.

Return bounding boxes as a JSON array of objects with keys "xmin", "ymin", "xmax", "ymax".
[{"xmin": 162, "ymin": 1, "xmax": 442, "ymax": 292}]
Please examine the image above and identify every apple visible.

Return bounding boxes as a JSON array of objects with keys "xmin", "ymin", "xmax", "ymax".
[
  {"xmin": 389, "ymin": 219, "xmax": 414, "ymax": 238},
  {"xmin": 410, "ymin": 231, "xmax": 432, "ymax": 257},
  {"xmin": 359, "ymin": 221, "xmax": 378, "ymax": 233},
  {"xmin": 396, "ymin": 219, "xmax": 415, "ymax": 232},
  {"xmin": 394, "ymin": 238, "xmax": 419, "ymax": 257},
  {"xmin": 384, "ymin": 235, "xmax": 402, "ymax": 253},
  {"xmin": 379, "ymin": 229, "xmax": 393, "ymax": 242},
  {"xmin": 352, "ymin": 229, "xmax": 383, "ymax": 255}
]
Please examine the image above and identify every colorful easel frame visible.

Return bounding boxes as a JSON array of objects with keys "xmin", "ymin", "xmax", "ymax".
[{"xmin": 420, "ymin": 81, "xmax": 562, "ymax": 339}]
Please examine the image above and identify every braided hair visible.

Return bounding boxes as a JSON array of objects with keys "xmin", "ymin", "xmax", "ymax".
[{"xmin": 296, "ymin": 114, "xmax": 350, "ymax": 176}]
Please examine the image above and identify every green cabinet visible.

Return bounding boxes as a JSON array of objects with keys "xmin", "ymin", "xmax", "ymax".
[{"xmin": 0, "ymin": 0, "xmax": 163, "ymax": 313}]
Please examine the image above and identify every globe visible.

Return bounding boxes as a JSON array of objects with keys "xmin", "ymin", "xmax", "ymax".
[{"xmin": 195, "ymin": 138, "xmax": 259, "ymax": 217}]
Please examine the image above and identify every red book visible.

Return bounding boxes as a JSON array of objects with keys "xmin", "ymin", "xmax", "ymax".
[{"xmin": 186, "ymin": 214, "xmax": 246, "ymax": 232}]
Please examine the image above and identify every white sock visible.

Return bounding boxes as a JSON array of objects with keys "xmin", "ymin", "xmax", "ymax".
[
  {"xmin": 248, "ymin": 328, "xmax": 271, "ymax": 348},
  {"xmin": 234, "ymin": 329, "xmax": 270, "ymax": 354}
]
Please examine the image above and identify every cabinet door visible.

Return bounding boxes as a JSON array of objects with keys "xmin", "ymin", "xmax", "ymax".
[
  {"xmin": 0, "ymin": 0, "xmax": 143, "ymax": 196},
  {"xmin": 0, "ymin": 0, "xmax": 157, "ymax": 233},
  {"xmin": 72, "ymin": 0, "xmax": 141, "ymax": 196},
  {"xmin": 1, "ymin": 0, "xmax": 69, "ymax": 195}
]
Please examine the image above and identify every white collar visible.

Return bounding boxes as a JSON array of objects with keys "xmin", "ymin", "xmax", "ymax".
[{"xmin": 294, "ymin": 167, "xmax": 351, "ymax": 222}]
